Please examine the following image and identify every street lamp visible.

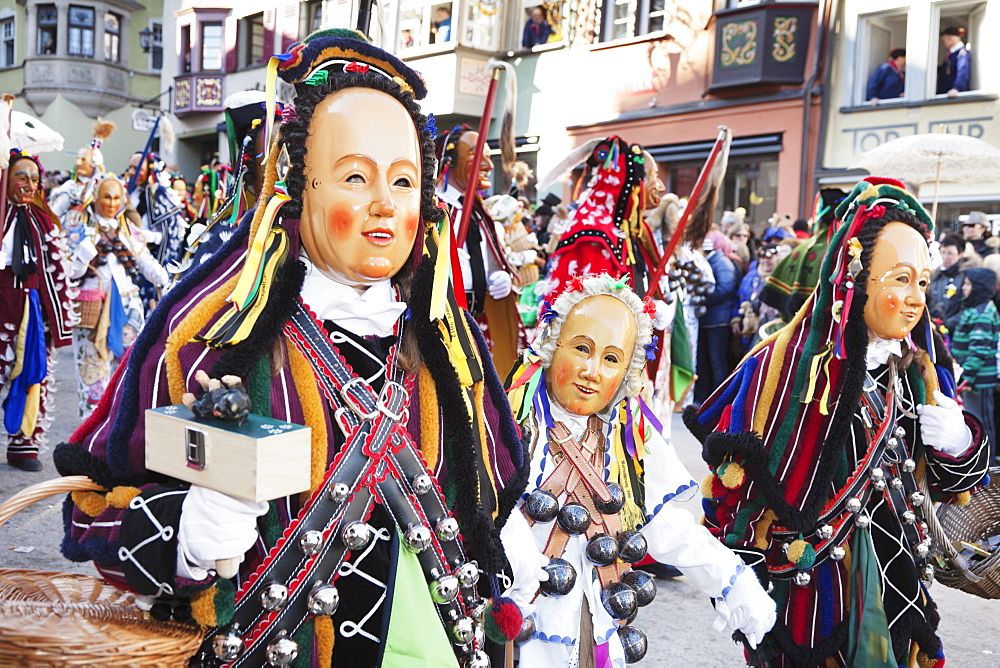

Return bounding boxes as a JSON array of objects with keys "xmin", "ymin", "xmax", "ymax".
[{"xmin": 139, "ymin": 27, "xmax": 153, "ymax": 53}]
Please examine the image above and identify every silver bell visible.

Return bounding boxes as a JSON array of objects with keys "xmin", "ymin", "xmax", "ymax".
[
  {"xmin": 260, "ymin": 582, "xmax": 289, "ymax": 611},
  {"xmin": 816, "ymin": 524, "xmax": 834, "ymax": 540},
  {"xmin": 887, "ymin": 437, "xmax": 899, "ymax": 448},
  {"xmin": 891, "ymin": 478, "xmax": 904, "ymax": 490},
  {"xmin": 430, "ymin": 575, "xmax": 461, "ymax": 603},
  {"xmin": 901, "ymin": 510, "xmax": 916, "ymax": 524},
  {"xmin": 266, "ymin": 631, "xmax": 299, "ymax": 666},
  {"xmin": 902, "ymin": 458, "xmax": 917, "ymax": 473},
  {"xmin": 621, "ymin": 569, "xmax": 657, "ymax": 607},
  {"xmin": 873, "ymin": 480, "xmax": 887, "ymax": 491},
  {"xmin": 830, "ymin": 545, "xmax": 847, "ymax": 561},
  {"xmin": 920, "ymin": 521, "xmax": 929, "ymax": 533},
  {"xmin": 306, "ymin": 583, "xmax": 340, "ymax": 616},
  {"xmin": 846, "ymin": 497, "xmax": 862, "ymax": 514},
  {"xmin": 894, "ymin": 426, "xmax": 906, "ymax": 438},
  {"xmin": 329, "ymin": 482, "xmax": 351, "ymax": 503},
  {"xmin": 404, "ymin": 525, "xmax": 433, "ymax": 553},
  {"xmin": 450, "ymin": 616, "xmax": 477, "ymax": 644},
  {"xmin": 915, "ymin": 543, "xmax": 930, "ymax": 558},
  {"xmin": 455, "ymin": 562, "xmax": 480, "ymax": 588},
  {"xmin": 524, "ymin": 489, "xmax": 559, "ymax": 523},
  {"xmin": 793, "ymin": 571, "xmax": 812, "ymax": 587},
  {"xmin": 212, "ymin": 625, "xmax": 244, "ymax": 661},
  {"xmin": 342, "ymin": 521, "xmax": 374, "ymax": 550},
  {"xmin": 856, "ymin": 514, "xmax": 871, "ymax": 529},
  {"xmin": 412, "ymin": 474, "xmax": 434, "ymax": 495},
  {"xmin": 922, "ymin": 565, "xmax": 936, "ymax": 582},
  {"xmin": 299, "ymin": 530, "xmax": 324, "ymax": 556},
  {"xmin": 514, "ymin": 615, "xmax": 535, "ymax": 646},
  {"xmin": 436, "ymin": 517, "xmax": 461, "ymax": 542},
  {"xmin": 871, "ymin": 467, "xmax": 885, "ymax": 482},
  {"xmin": 910, "ymin": 492, "xmax": 926, "ymax": 507},
  {"xmin": 618, "ymin": 625, "xmax": 648, "ymax": 664},
  {"xmin": 463, "ymin": 649, "xmax": 491, "ymax": 668}
]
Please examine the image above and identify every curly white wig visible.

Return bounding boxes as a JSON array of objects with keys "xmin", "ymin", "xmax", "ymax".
[{"xmin": 537, "ymin": 274, "xmax": 654, "ymax": 402}]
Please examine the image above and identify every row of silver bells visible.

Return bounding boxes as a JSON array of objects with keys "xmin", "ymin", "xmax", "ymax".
[
  {"xmin": 213, "ymin": 516, "xmax": 477, "ymax": 664},
  {"xmin": 525, "ymin": 486, "xmax": 626, "ymax": 528}
]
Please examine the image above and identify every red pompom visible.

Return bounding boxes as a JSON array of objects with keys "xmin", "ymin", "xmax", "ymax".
[{"xmin": 484, "ymin": 597, "xmax": 523, "ymax": 643}]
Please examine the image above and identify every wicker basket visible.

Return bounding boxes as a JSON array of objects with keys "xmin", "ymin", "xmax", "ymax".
[
  {"xmin": 923, "ymin": 468, "xmax": 1000, "ymax": 599},
  {"xmin": 0, "ymin": 477, "xmax": 203, "ymax": 666},
  {"xmin": 73, "ymin": 288, "xmax": 105, "ymax": 329}
]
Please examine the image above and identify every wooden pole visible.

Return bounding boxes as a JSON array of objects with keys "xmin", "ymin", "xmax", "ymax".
[
  {"xmin": 644, "ymin": 128, "xmax": 727, "ymax": 300},
  {"xmin": 455, "ymin": 66, "xmax": 502, "ymax": 247}
]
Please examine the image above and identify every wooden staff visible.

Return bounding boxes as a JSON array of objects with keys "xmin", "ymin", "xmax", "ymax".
[
  {"xmin": 455, "ymin": 64, "xmax": 503, "ymax": 247},
  {"xmin": 644, "ymin": 127, "xmax": 728, "ymax": 300}
]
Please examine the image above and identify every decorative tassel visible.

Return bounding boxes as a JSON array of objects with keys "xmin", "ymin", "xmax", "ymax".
[
  {"xmin": 716, "ymin": 461, "xmax": 745, "ymax": 489},
  {"xmin": 484, "ymin": 597, "xmax": 523, "ymax": 643},
  {"xmin": 786, "ymin": 539, "xmax": 816, "ymax": 569}
]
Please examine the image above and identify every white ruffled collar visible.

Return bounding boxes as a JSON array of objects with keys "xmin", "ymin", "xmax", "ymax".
[
  {"xmin": 866, "ymin": 335, "xmax": 903, "ymax": 370},
  {"xmin": 299, "ymin": 258, "xmax": 406, "ymax": 338}
]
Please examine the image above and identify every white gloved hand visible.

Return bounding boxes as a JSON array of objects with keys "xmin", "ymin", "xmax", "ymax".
[
  {"xmin": 488, "ymin": 270, "xmax": 513, "ymax": 300},
  {"xmin": 457, "ymin": 247, "xmax": 473, "ymax": 290},
  {"xmin": 177, "ymin": 485, "xmax": 268, "ymax": 580},
  {"xmin": 652, "ymin": 299, "xmax": 671, "ymax": 330},
  {"xmin": 917, "ymin": 390, "xmax": 973, "ymax": 457},
  {"xmin": 499, "ymin": 509, "xmax": 549, "ymax": 616},
  {"xmin": 711, "ymin": 567, "xmax": 776, "ymax": 649}
]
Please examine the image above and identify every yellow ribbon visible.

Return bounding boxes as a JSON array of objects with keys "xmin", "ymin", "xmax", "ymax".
[
  {"xmin": 801, "ymin": 342, "xmax": 832, "ymax": 406},
  {"xmin": 429, "ymin": 221, "xmax": 451, "ymax": 321},
  {"xmin": 227, "ymin": 190, "xmax": 290, "ymax": 310}
]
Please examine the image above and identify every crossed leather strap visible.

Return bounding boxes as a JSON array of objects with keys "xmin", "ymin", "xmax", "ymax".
[
  {"xmin": 199, "ymin": 304, "xmax": 479, "ymax": 666},
  {"xmin": 527, "ymin": 419, "xmax": 630, "ymax": 589}
]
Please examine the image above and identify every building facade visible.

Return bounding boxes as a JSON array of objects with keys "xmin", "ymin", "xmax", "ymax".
[
  {"xmin": 819, "ymin": 0, "xmax": 1000, "ymax": 227},
  {"xmin": 387, "ymin": 0, "xmax": 831, "ymax": 225},
  {"xmin": 0, "ymin": 0, "xmax": 165, "ymax": 173},
  {"xmin": 154, "ymin": 0, "xmax": 830, "ymax": 224}
]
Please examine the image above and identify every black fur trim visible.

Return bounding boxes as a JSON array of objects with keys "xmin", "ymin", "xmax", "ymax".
[
  {"xmin": 682, "ymin": 404, "xmax": 712, "ymax": 444},
  {"xmin": 54, "ymin": 440, "xmax": 148, "ymax": 490},
  {"xmin": 408, "ymin": 259, "xmax": 503, "ymax": 573},
  {"xmin": 210, "ymin": 259, "xmax": 307, "ymax": 381}
]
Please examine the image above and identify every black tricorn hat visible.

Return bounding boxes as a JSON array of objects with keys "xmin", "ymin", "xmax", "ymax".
[{"xmin": 941, "ymin": 26, "xmax": 966, "ymax": 37}]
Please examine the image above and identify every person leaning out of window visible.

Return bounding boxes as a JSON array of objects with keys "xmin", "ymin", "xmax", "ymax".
[
  {"xmin": 937, "ymin": 26, "xmax": 970, "ymax": 97},
  {"xmin": 522, "ymin": 6, "xmax": 551, "ymax": 49},
  {"xmin": 867, "ymin": 48, "xmax": 905, "ymax": 104}
]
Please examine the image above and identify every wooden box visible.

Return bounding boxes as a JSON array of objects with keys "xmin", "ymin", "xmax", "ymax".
[{"xmin": 145, "ymin": 405, "xmax": 312, "ymax": 503}]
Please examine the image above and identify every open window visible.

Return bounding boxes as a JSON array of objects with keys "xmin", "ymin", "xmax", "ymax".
[
  {"xmin": 240, "ymin": 13, "xmax": 266, "ymax": 68},
  {"xmin": 37, "ymin": 5, "xmax": 57, "ymax": 55},
  {"xmin": 180, "ymin": 24, "xmax": 192, "ymax": 73},
  {"xmin": 398, "ymin": 1, "xmax": 455, "ymax": 51},
  {"xmin": 855, "ymin": 10, "xmax": 908, "ymax": 106},
  {"xmin": 518, "ymin": 1, "xmax": 567, "ymax": 51},
  {"xmin": 933, "ymin": 1, "xmax": 985, "ymax": 97}
]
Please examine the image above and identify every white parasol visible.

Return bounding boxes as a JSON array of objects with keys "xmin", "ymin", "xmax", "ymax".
[
  {"xmin": 851, "ymin": 132, "xmax": 1000, "ymax": 223},
  {"xmin": 8, "ymin": 110, "xmax": 65, "ymax": 156}
]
